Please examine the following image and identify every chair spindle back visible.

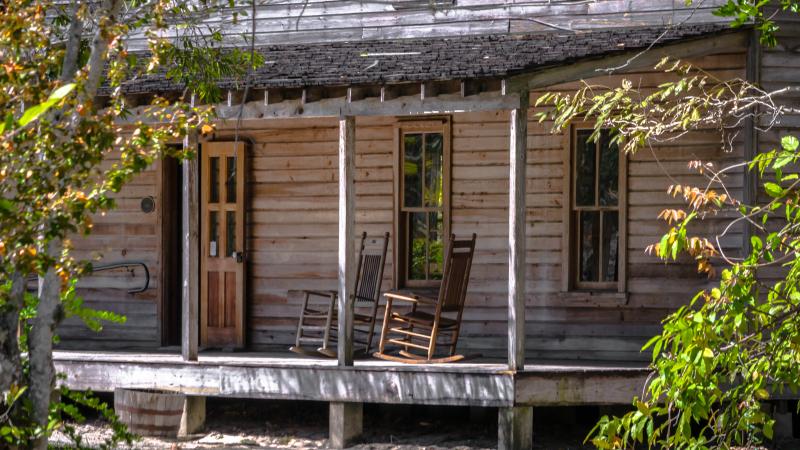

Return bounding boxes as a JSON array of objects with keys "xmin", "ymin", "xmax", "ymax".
[
  {"xmin": 354, "ymin": 232, "xmax": 390, "ymax": 305},
  {"xmin": 437, "ymin": 234, "xmax": 477, "ymax": 313}
]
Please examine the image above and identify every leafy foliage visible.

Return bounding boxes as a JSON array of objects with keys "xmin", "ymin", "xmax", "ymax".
[
  {"xmin": 0, "ymin": 0, "xmax": 260, "ymax": 447},
  {"xmin": 536, "ymin": 16, "xmax": 800, "ymax": 450},
  {"xmin": 707, "ymin": 0, "xmax": 799, "ymax": 46}
]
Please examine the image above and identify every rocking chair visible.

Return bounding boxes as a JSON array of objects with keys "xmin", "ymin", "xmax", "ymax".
[
  {"xmin": 373, "ymin": 233, "xmax": 476, "ymax": 364},
  {"xmin": 290, "ymin": 232, "xmax": 389, "ymax": 357}
]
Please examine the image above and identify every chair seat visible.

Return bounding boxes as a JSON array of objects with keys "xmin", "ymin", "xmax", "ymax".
[{"xmin": 393, "ymin": 310, "xmax": 458, "ymax": 329}]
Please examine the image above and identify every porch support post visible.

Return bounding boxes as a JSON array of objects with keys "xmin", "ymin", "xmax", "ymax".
[
  {"xmin": 329, "ymin": 401, "xmax": 363, "ymax": 448},
  {"xmin": 508, "ymin": 91, "xmax": 528, "ymax": 371},
  {"xmin": 498, "ymin": 406, "xmax": 533, "ymax": 450},
  {"xmin": 337, "ymin": 115, "xmax": 356, "ymax": 366},
  {"xmin": 181, "ymin": 130, "xmax": 199, "ymax": 361},
  {"xmin": 178, "ymin": 396, "xmax": 205, "ymax": 437}
]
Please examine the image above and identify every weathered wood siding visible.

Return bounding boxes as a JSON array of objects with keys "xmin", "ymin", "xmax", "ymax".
[
  {"xmin": 123, "ymin": 0, "xmax": 729, "ymax": 50},
  {"xmin": 760, "ymin": 14, "xmax": 800, "ymax": 161},
  {"xmin": 58, "ymin": 161, "xmax": 162, "ymax": 349},
  {"xmin": 60, "ymin": 49, "xmax": 751, "ymax": 361}
]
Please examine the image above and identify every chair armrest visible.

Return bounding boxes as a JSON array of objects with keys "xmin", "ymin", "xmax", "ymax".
[{"xmin": 384, "ymin": 291, "xmax": 438, "ymax": 306}]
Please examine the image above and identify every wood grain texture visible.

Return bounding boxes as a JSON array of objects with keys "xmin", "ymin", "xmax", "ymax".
[
  {"xmin": 182, "ymin": 132, "xmax": 199, "ymax": 360},
  {"xmin": 338, "ymin": 116, "xmax": 356, "ymax": 366},
  {"xmin": 62, "ymin": 50, "xmax": 749, "ymax": 363},
  {"xmin": 117, "ymin": 0, "xmax": 729, "ymax": 51},
  {"xmin": 508, "ymin": 93, "xmax": 528, "ymax": 371}
]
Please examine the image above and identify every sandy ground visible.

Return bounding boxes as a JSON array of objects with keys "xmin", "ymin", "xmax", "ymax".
[
  {"xmin": 49, "ymin": 398, "xmax": 800, "ymax": 449},
  {"xmin": 50, "ymin": 399, "xmax": 602, "ymax": 449}
]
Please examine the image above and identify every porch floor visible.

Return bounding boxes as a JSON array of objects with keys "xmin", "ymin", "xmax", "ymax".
[{"xmin": 53, "ymin": 350, "xmax": 649, "ymax": 407}]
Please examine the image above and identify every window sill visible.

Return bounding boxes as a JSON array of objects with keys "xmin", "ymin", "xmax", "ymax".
[{"xmin": 557, "ymin": 291, "xmax": 628, "ymax": 308}]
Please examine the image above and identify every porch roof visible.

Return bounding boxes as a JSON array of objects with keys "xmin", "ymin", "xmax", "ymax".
[{"xmin": 120, "ymin": 23, "xmax": 729, "ymax": 94}]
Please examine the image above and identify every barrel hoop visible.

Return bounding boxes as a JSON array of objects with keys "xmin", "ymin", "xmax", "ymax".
[{"xmin": 116, "ymin": 404, "xmax": 183, "ymax": 416}]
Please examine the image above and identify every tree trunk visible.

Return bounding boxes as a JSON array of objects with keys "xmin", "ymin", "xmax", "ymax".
[
  {"xmin": 0, "ymin": 273, "xmax": 25, "ymax": 392},
  {"xmin": 28, "ymin": 268, "xmax": 61, "ymax": 450}
]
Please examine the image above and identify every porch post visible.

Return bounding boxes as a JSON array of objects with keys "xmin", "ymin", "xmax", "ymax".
[
  {"xmin": 498, "ymin": 406, "xmax": 533, "ymax": 450},
  {"xmin": 508, "ymin": 91, "xmax": 528, "ymax": 371},
  {"xmin": 337, "ymin": 115, "xmax": 356, "ymax": 366},
  {"xmin": 181, "ymin": 130, "xmax": 199, "ymax": 362}
]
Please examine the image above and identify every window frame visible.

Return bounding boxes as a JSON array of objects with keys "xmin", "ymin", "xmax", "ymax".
[
  {"xmin": 393, "ymin": 118, "xmax": 452, "ymax": 289},
  {"xmin": 562, "ymin": 123, "xmax": 627, "ymax": 293}
]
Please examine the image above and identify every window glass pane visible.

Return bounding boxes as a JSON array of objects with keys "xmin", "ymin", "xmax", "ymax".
[
  {"xmin": 602, "ymin": 211, "xmax": 619, "ymax": 282},
  {"xmin": 424, "ymin": 133, "xmax": 444, "ymax": 208},
  {"xmin": 226, "ymin": 211, "xmax": 236, "ymax": 257},
  {"xmin": 599, "ymin": 130, "xmax": 619, "ymax": 206},
  {"xmin": 226, "ymin": 156, "xmax": 237, "ymax": 204},
  {"xmin": 403, "ymin": 134, "xmax": 423, "ymax": 208},
  {"xmin": 408, "ymin": 212, "xmax": 427, "ymax": 280},
  {"xmin": 209, "ymin": 157, "xmax": 219, "ymax": 203},
  {"xmin": 578, "ymin": 211, "xmax": 600, "ymax": 282},
  {"xmin": 209, "ymin": 211, "xmax": 219, "ymax": 258},
  {"xmin": 428, "ymin": 211, "xmax": 444, "ymax": 280},
  {"xmin": 575, "ymin": 130, "xmax": 596, "ymax": 206}
]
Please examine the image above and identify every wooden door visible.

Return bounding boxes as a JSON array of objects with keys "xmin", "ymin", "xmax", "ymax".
[{"xmin": 200, "ymin": 141, "xmax": 246, "ymax": 348}]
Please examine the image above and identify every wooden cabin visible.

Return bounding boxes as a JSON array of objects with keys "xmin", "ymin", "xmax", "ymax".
[{"xmin": 52, "ymin": 2, "xmax": 800, "ymax": 448}]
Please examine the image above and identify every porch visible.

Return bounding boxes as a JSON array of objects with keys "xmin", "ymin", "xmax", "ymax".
[
  {"xmin": 54, "ymin": 349, "xmax": 647, "ymax": 447},
  {"xmin": 54, "ymin": 350, "xmax": 647, "ymax": 407}
]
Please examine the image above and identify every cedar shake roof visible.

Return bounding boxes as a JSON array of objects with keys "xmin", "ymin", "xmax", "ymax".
[{"xmin": 119, "ymin": 23, "xmax": 731, "ymax": 94}]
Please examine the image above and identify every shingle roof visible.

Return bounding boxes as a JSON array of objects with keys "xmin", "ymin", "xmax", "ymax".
[{"xmin": 119, "ymin": 23, "xmax": 732, "ymax": 94}]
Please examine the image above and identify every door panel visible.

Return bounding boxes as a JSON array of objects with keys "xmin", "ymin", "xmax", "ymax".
[{"xmin": 201, "ymin": 141, "xmax": 246, "ymax": 348}]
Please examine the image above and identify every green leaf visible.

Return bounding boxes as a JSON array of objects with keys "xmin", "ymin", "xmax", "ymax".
[
  {"xmin": 773, "ymin": 151, "xmax": 794, "ymax": 169},
  {"xmin": 17, "ymin": 83, "xmax": 75, "ymax": 127},
  {"xmin": 49, "ymin": 83, "xmax": 76, "ymax": 101},
  {"xmin": 782, "ymin": 135, "xmax": 799, "ymax": 152},
  {"xmin": 764, "ymin": 182, "xmax": 784, "ymax": 197}
]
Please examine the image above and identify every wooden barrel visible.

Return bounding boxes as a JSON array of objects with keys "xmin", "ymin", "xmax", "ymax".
[{"xmin": 114, "ymin": 388, "xmax": 185, "ymax": 437}]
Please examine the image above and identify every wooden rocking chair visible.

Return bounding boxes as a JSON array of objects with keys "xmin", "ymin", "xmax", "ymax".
[
  {"xmin": 290, "ymin": 232, "xmax": 389, "ymax": 357},
  {"xmin": 373, "ymin": 233, "xmax": 476, "ymax": 364}
]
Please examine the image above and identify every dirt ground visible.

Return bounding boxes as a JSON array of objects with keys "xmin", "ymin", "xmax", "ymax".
[
  {"xmin": 50, "ymin": 398, "xmax": 604, "ymax": 449},
  {"xmin": 49, "ymin": 398, "xmax": 800, "ymax": 449}
]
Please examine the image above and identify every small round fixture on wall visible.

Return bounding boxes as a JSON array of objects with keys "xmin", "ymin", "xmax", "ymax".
[{"xmin": 140, "ymin": 196, "xmax": 155, "ymax": 213}]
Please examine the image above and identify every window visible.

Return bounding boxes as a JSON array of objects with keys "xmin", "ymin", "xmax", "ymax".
[
  {"xmin": 565, "ymin": 127, "xmax": 626, "ymax": 291},
  {"xmin": 395, "ymin": 120, "xmax": 451, "ymax": 287}
]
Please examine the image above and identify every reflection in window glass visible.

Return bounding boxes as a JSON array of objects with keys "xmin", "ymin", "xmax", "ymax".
[
  {"xmin": 209, "ymin": 157, "xmax": 220, "ymax": 203},
  {"xmin": 407, "ymin": 212, "xmax": 445, "ymax": 281},
  {"xmin": 226, "ymin": 211, "xmax": 236, "ymax": 257},
  {"xmin": 209, "ymin": 211, "xmax": 219, "ymax": 258},
  {"xmin": 403, "ymin": 134, "xmax": 423, "ymax": 208},
  {"xmin": 424, "ymin": 133, "xmax": 443, "ymax": 208},
  {"xmin": 599, "ymin": 130, "xmax": 619, "ymax": 206},
  {"xmin": 408, "ymin": 212, "xmax": 427, "ymax": 280},
  {"xmin": 602, "ymin": 212, "xmax": 619, "ymax": 282},
  {"xmin": 428, "ymin": 211, "xmax": 444, "ymax": 280},
  {"xmin": 579, "ymin": 211, "xmax": 600, "ymax": 282},
  {"xmin": 226, "ymin": 156, "xmax": 237, "ymax": 204},
  {"xmin": 573, "ymin": 128, "xmax": 621, "ymax": 287},
  {"xmin": 402, "ymin": 131, "xmax": 446, "ymax": 283},
  {"xmin": 575, "ymin": 130, "xmax": 596, "ymax": 207}
]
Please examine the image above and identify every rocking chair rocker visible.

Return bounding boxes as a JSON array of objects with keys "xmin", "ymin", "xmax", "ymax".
[{"xmin": 373, "ymin": 233, "xmax": 476, "ymax": 364}]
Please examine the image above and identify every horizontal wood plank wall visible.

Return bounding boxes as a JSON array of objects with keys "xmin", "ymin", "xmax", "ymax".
[
  {"xmin": 61, "ymin": 50, "xmax": 747, "ymax": 361},
  {"xmin": 516, "ymin": 50, "xmax": 747, "ymax": 360},
  {"xmin": 57, "ymin": 161, "xmax": 161, "ymax": 349},
  {"xmin": 760, "ymin": 17, "xmax": 800, "ymax": 151},
  {"xmin": 219, "ymin": 117, "xmax": 397, "ymax": 349},
  {"xmin": 117, "ymin": 0, "xmax": 730, "ymax": 50},
  {"xmin": 756, "ymin": 15, "xmax": 800, "ymax": 288}
]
